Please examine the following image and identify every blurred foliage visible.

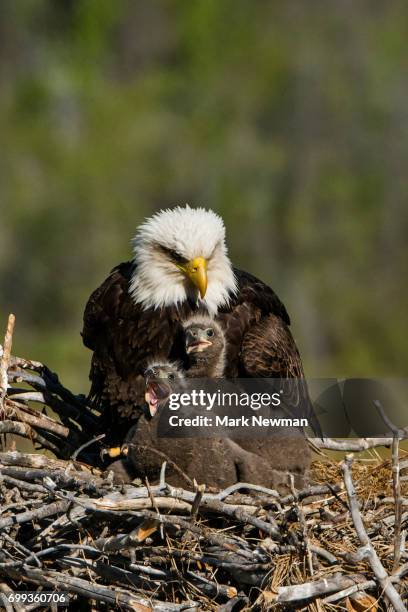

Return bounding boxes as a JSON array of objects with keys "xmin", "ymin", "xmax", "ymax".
[{"xmin": 1, "ymin": 0, "xmax": 407, "ymax": 391}]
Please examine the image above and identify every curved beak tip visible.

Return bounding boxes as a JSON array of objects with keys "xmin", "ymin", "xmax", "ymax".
[
  {"xmin": 182, "ymin": 256, "xmax": 208, "ymax": 299},
  {"xmin": 199, "ymin": 281, "xmax": 207, "ymax": 299}
]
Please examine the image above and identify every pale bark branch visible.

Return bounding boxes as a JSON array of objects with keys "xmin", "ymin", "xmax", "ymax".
[{"xmin": 342, "ymin": 454, "xmax": 406, "ymax": 612}]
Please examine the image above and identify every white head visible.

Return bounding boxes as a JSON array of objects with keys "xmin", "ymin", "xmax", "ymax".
[{"xmin": 130, "ymin": 205, "xmax": 237, "ymax": 313}]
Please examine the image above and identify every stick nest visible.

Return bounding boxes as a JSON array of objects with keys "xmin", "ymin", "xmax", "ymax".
[{"xmin": 0, "ymin": 315, "xmax": 407, "ymax": 610}]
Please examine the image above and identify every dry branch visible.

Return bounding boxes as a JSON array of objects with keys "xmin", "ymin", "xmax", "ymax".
[
  {"xmin": 0, "ymin": 314, "xmax": 15, "ymax": 418},
  {"xmin": 313, "ymin": 434, "xmax": 408, "ymax": 451},
  {"xmin": 342, "ymin": 454, "xmax": 406, "ymax": 612},
  {"xmin": 374, "ymin": 399, "xmax": 404, "ymax": 571}
]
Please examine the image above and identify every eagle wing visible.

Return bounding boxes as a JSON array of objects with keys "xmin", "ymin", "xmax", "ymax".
[
  {"xmin": 240, "ymin": 314, "xmax": 304, "ymax": 378},
  {"xmin": 221, "ymin": 268, "xmax": 321, "ymax": 436},
  {"xmin": 82, "ymin": 261, "xmax": 186, "ymax": 421}
]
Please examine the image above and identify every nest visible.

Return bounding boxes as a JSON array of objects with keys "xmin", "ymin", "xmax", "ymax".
[{"xmin": 0, "ymin": 314, "xmax": 407, "ymax": 611}]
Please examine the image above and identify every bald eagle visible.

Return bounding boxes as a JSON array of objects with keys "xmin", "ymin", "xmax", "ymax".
[{"xmin": 82, "ymin": 205, "xmax": 318, "ymax": 441}]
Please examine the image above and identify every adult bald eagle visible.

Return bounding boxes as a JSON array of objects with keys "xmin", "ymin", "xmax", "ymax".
[{"xmin": 82, "ymin": 205, "xmax": 318, "ymax": 441}]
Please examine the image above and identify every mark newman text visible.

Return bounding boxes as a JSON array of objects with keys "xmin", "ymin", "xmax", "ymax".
[{"xmin": 168, "ymin": 415, "xmax": 309, "ymax": 428}]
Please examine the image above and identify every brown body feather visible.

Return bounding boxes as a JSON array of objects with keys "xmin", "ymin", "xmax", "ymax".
[
  {"xmin": 110, "ymin": 421, "xmax": 309, "ymax": 492},
  {"xmin": 83, "ymin": 261, "xmax": 319, "ymax": 444}
]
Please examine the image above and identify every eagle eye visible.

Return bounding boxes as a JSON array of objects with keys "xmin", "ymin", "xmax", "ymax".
[
  {"xmin": 156, "ymin": 243, "xmax": 187, "ymax": 265},
  {"xmin": 169, "ymin": 248, "xmax": 187, "ymax": 265}
]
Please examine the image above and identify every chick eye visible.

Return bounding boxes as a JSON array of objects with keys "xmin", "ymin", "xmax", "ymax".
[
  {"xmin": 168, "ymin": 372, "xmax": 175, "ymax": 381},
  {"xmin": 206, "ymin": 329, "xmax": 214, "ymax": 337}
]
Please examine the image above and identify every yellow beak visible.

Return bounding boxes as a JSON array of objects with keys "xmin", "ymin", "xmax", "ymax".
[{"xmin": 178, "ymin": 256, "xmax": 208, "ymax": 298}]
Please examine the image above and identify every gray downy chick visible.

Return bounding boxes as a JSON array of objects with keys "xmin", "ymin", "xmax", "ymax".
[
  {"xmin": 183, "ymin": 316, "xmax": 226, "ymax": 378},
  {"xmin": 124, "ymin": 361, "xmax": 238, "ymax": 489}
]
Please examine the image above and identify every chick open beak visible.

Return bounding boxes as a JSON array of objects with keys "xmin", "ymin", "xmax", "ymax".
[
  {"xmin": 144, "ymin": 380, "xmax": 172, "ymax": 417},
  {"xmin": 186, "ymin": 332, "xmax": 213, "ymax": 354},
  {"xmin": 145, "ymin": 387, "xmax": 159, "ymax": 417},
  {"xmin": 178, "ymin": 257, "xmax": 208, "ymax": 298}
]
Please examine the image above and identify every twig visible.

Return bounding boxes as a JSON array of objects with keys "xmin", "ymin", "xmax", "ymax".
[
  {"xmin": 2, "ymin": 533, "xmax": 42, "ymax": 568},
  {"xmin": 5, "ymin": 399, "xmax": 70, "ymax": 438},
  {"xmin": 313, "ymin": 434, "xmax": 408, "ymax": 451},
  {"xmin": 0, "ymin": 314, "xmax": 15, "ymax": 418},
  {"xmin": 167, "ymin": 486, "xmax": 281, "ymax": 538},
  {"xmin": 213, "ymin": 481, "xmax": 280, "ymax": 500},
  {"xmin": 279, "ymin": 482, "xmax": 343, "ymax": 505},
  {"xmin": 289, "ymin": 474, "xmax": 314, "ymax": 575},
  {"xmin": 190, "ymin": 483, "xmax": 206, "ymax": 520},
  {"xmin": 0, "ymin": 565, "xmax": 193, "ymax": 611},
  {"xmin": 145, "ymin": 476, "xmax": 164, "ymax": 538},
  {"xmin": 374, "ymin": 400, "xmax": 403, "ymax": 571},
  {"xmin": 0, "ymin": 500, "xmax": 70, "ymax": 531},
  {"xmin": 309, "ymin": 545, "xmax": 338, "ymax": 565},
  {"xmin": 271, "ymin": 573, "xmax": 372, "ymax": 602},
  {"xmin": 142, "ymin": 512, "xmax": 253, "ymax": 557},
  {"xmin": 0, "ymin": 420, "xmax": 64, "ymax": 454},
  {"xmin": 0, "ymin": 584, "xmax": 15, "ymax": 612},
  {"xmin": 342, "ymin": 454, "xmax": 406, "ymax": 612},
  {"xmin": 322, "ymin": 579, "xmax": 377, "ymax": 603},
  {"xmin": 184, "ymin": 570, "xmax": 237, "ymax": 600},
  {"xmin": 94, "ymin": 528, "xmax": 152, "ymax": 552},
  {"xmin": 71, "ymin": 434, "xmax": 105, "ymax": 461}
]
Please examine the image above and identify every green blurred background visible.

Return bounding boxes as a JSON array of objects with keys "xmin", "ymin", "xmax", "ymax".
[{"xmin": 1, "ymin": 1, "xmax": 407, "ymax": 393}]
